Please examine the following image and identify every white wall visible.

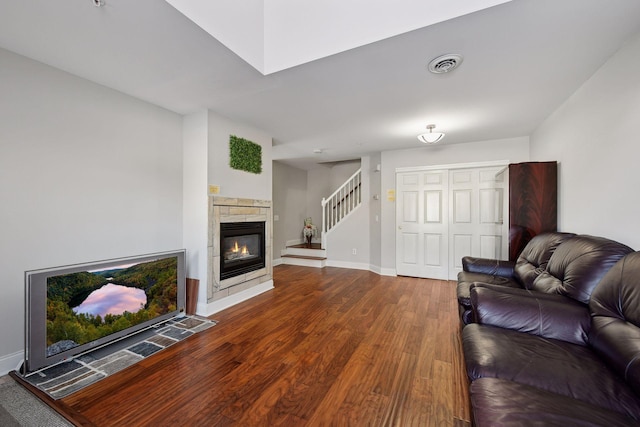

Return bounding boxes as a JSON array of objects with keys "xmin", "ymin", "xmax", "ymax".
[
  {"xmin": 378, "ymin": 137, "xmax": 530, "ymax": 272},
  {"xmin": 325, "ymin": 157, "xmax": 371, "ymax": 269},
  {"xmin": 207, "ymin": 111, "xmax": 272, "ymax": 201},
  {"xmin": 180, "ymin": 110, "xmax": 273, "ymax": 312},
  {"xmin": 272, "ymin": 161, "xmax": 308, "ymax": 258},
  {"xmin": 531, "ymin": 32, "xmax": 640, "ymax": 250},
  {"xmin": 328, "ymin": 160, "xmax": 361, "ymax": 190},
  {"xmin": 0, "ymin": 48, "xmax": 183, "ymax": 373},
  {"xmin": 369, "ymin": 153, "xmax": 383, "ymax": 272},
  {"xmin": 306, "ymin": 167, "xmax": 332, "ymax": 233},
  {"xmin": 182, "ymin": 111, "xmax": 209, "ymax": 305}
]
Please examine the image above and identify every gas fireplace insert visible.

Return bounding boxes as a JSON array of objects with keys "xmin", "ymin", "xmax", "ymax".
[{"xmin": 220, "ymin": 221, "xmax": 266, "ymax": 280}]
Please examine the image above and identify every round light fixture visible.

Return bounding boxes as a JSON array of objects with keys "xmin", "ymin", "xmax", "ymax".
[
  {"xmin": 428, "ymin": 54, "xmax": 463, "ymax": 74},
  {"xmin": 417, "ymin": 124, "xmax": 445, "ymax": 144}
]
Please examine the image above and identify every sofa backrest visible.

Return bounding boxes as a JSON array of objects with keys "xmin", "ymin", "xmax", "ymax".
[
  {"xmin": 589, "ymin": 252, "xmax": 640, "ymax": 396},
  {"xmin": 530, "ymin": 235, "xmax": 633, "ymax": 304},
  {"xmin": 514, "ymin": 232, "xmax": 575, "ymax": 288}
]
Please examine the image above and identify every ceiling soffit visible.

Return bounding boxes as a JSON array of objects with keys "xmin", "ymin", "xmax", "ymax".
[{"xmin": 164, "ymin": 0, "xmax": 512, "ymax": 74}]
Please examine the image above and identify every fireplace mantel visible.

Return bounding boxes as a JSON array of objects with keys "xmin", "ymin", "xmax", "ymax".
[{"xmin": 208, "ymin": 197, "xmax": 272, "ymax": 303}]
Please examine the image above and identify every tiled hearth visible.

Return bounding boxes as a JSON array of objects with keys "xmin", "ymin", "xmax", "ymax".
[{"xmin": 208, "ymin": 197, "xmax": 272, "ymax": 303}]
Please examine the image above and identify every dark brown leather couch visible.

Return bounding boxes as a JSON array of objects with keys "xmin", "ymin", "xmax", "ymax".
[
  {"xmin": 461, "ymin": 249, "xmax": 640, "ymax": 425},
  {"xmin": 456, "ymin": 233, "xmax": 632, "ymax": 324}
]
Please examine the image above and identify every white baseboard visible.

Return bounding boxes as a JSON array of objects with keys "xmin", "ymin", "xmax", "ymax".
[
  {"xmin": 274, "ymin": 258, "xmax": 397, "ymax": 277},
  {"xmin": 369, "ymin": 264, "xmax": 383, "ymax": 275},
  {"xmin": 285, "ymin": 239, "xmax": 303, "ymax": 247},
  {"xmin": 198, "ymin": 280, "xmax": 274, "ymax": 317},
  {"xmin": 0, "ymin": 350, "xmax": 23, "ymax": 375},
  {"xmin": 378, "ymin": 267, "xmax": 397, "ymax": 276},
  {"xmin": 325, "ymin": 260, "xmax": 370, "ymax": 271}
]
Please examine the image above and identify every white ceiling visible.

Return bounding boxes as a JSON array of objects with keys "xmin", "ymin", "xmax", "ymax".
[
  {"xmin": 164, "ymin": 0, "xmax": 512, "ymax": 74},
  {"xmin": 1, "ymin": 0, "xmax": 640, "ymax": 170}
]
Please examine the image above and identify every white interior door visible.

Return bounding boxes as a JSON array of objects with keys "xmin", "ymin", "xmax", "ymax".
[
  {"xmin": 396, "ymin": 164, "xmax": 508, "ymax": 280},
  {"xmin": 396, "ymin": 170, "xmax": 449, "ymax": 279},
  {"xmin": 448, "ymin": 167, "xmax": 507, "ymax": 279}
]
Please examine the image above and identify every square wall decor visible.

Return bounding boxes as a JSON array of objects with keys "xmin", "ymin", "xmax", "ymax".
[{"xmin": 229, "ymin": 135, "xmax": 262, "ymax": 174}]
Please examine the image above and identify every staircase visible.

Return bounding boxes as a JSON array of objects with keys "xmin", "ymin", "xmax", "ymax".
[
  {"xmin": 321, "ymin": 168, "xmax": 362, "ymax": 249},
  {"xmin": 281, "ymin": 169, "xmax": 362, "ymax": 268},
  {"xmin": 281, "ymin": 243, "xmax": 327, "ymax": 267}
]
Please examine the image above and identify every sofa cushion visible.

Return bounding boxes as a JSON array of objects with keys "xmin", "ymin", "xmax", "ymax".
[
  {"xmin": 470, "ymin": 285, "xmax": 591, "ymax": 345},
  {"xmin": 470, "ymin": 378, "xmax": 639, "ymax": 427},
  {"xmin": 514, "ymin": 232, "xmax": 575, "ymax": 288},
  {"xmin": 531, "ymin": 235, "xmax": 633, "ymax": 304},
  {"xmin": 462, "ymin": 324, "xmax": 640, "ymax": 418},
  {"xmin": 457, "ymin": 232, "xmax": 575, "ymax": 310},
  {"xmin": 590, "ymin": 252, "xmax": 640, "ymax": 397}
]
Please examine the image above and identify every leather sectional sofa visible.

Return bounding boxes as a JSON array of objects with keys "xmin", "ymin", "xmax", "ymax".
[
  {"xmin": 457, "ymin": 231, "xmax": 576, "ymax": 324},
  {"xmin": 457, "ymin": 234, "xmax": 640, "ymax": 425}
]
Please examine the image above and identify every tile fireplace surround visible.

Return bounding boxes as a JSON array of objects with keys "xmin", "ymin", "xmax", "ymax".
[{"xmin": 208, "ymin": 197, "xmax": 272, "ymax": 303}]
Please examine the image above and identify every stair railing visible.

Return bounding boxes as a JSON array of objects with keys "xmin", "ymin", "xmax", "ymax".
[{"xmin": 321, "ymin": 168, "xmax": 362, "ymax": 248}]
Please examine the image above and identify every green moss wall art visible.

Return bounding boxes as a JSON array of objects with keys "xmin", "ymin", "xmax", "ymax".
[{"xmin": 229, "ymin": 135, "xmax": 262, "ymax": 174}]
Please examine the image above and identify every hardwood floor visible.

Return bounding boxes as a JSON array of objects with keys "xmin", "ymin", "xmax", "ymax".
[{"xmin": 42, "ymin": 265, "xmax": 471, "ymax": 426}]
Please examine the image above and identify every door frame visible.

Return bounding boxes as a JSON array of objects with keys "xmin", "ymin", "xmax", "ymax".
[{"xmin": 396, "ymin": 160, "xmax": 509, "ymax": 174}]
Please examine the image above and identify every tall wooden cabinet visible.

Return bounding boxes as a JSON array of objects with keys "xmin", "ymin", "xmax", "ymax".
[{"xmin": 508, "ymin": 161, "xmax": 558, "ymax": 261}]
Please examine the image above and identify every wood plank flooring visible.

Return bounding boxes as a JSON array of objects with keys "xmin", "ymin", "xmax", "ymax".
[{"xmin": 46, "ymin": 265, "xmax": 471, "ymax": 426}]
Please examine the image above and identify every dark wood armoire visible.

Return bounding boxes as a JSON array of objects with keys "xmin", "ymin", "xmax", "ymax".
[{"xmin": 508, "ymin": 161, "xmax": 558, "ymax": 261}]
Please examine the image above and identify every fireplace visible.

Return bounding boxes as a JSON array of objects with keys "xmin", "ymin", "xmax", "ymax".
[
  {"xmin": 208, "ymin": 197, "xmax": 272, "ymax": 300},
  {"xmin": 220, "ymin": 221, "xmax": 266, "ymax": 280}
]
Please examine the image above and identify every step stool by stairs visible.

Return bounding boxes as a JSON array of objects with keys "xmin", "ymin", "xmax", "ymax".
[{"xmin": 281, "ymin": 243, "xmax": 326, "ymax": 268}]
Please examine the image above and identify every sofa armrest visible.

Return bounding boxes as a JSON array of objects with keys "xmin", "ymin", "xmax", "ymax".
[
  {"xmin": 470, "ymin": 282, "xmax": 567, "ymax": 301},
  {"xmin": 462, "ymin": 256, "xmax": 515, "ymax": 277},
  {"xmin": 470, "ymin": 286, "xmax": 591, "ymax": 345}
]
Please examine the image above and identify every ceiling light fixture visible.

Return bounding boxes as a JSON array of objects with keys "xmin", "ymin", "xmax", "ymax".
[{"xmin": 417, "ymin": 124, "xmax": 445, "ymax": 144}]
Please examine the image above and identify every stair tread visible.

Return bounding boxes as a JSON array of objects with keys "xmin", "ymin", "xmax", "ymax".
[{"xmin": 282, "ymin": 254, "xmax": 327, "ymax": 260}]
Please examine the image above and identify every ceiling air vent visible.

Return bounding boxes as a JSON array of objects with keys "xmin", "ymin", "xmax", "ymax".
[{"xmin": 428, "ymin": 54, "xmax": 463, "ymax": 74}]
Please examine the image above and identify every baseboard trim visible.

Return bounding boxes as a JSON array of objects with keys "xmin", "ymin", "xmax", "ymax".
[
  {"xmin": 274, "ymin": 259, "xmax": 397, "ymax": 277},
  {"xmin": 0, "ymin": 350, "xmax": 23, "ymax": 376},
  {"xmin": 369, "ymin": 264, "xmax": 382, "ymax": 275},
  {"xmin": 285, "ymin": 238, "xmax": 320, "ymax": 248},
  {"xmin": 285, "ymin": 239, "xmax": 303, "ymax": 247},
  {"xmin": 378, "ymin": 267, "xmax": 397, "ymax": 277},
  {"xmin": 325, "ymin": 260, "xmax": 370, "ymax": 271},
  {"xmin": 199, "ymin": 280, "xmax": 274, "ymax": 317}
]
